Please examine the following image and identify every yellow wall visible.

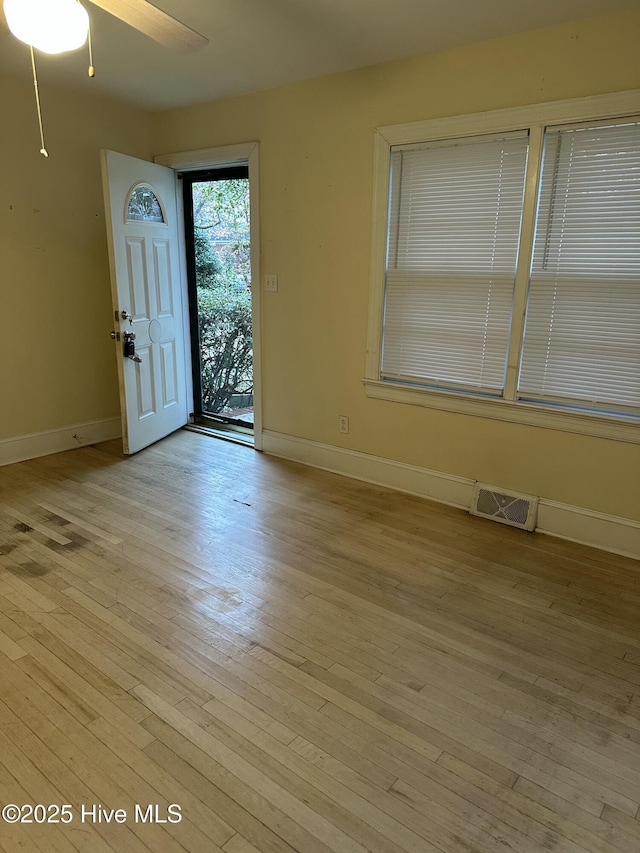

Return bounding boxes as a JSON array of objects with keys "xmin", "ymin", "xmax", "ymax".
[
  {"xmin": 2, "ymin": 11, "xmax": 639, "ymax": 522},
  {"xmin": 0, "ymin": 74, "xmax": 151, "ymax": 439},
  {"xmin": 152, "ymin": 9, "xmax": 640, "ymax": 521}
]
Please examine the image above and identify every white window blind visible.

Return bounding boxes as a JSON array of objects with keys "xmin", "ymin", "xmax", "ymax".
[
  {"xmin": 382, "ymin": 132, "xmax": 529, "ymax": 394},
  {"xmin": 518, "ymin": 120, "xmax": 640, "ymax": 414}
]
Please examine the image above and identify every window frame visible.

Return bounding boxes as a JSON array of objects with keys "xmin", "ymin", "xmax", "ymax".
[{"xmin": 364, "ymin": 89, "xmax": 640, "ymax": 444}]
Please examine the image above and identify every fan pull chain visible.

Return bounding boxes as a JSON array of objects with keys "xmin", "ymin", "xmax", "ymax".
[
  {"xmin": 88, "ymin": 15, "xmax": 95, "ymax": 78},
  {"xmin": 29, "ymin": 46, "xmax": 48, "ymax": 158}
]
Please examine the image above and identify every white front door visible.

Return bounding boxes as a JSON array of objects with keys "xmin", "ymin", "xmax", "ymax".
[{"xmin": 101, "ymin": 150, "xmax": 188, "ymax": 455}]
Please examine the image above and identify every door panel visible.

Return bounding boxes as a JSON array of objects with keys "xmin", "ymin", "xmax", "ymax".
[
  {"xmin": 160, "ymin": 342, "xmax": 179, "ymax": 407},
  {"xmin": 136, "ymin": 353, "xmax": 156, "ymax": 419},
  {"xmin": 102, "ymin": 150, "xmax": 188, "ymax": 454},
  {"xmin": 125, "ymin": 237, "xmax": 150, "ymax": 319},
  {"xmin": 153, "ymin": 240, "xmax": 174, "ymax": 316}
]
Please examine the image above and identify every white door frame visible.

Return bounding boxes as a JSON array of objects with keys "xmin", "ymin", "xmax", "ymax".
[{"xmin": 155, "ymin": 143, "xmax": 263, "ymax": 450}]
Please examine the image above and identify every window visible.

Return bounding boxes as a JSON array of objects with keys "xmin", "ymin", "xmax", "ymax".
[
  {"xmin": 383, "ymin": 132, "xmax": 528, "ymax": 395},
  {"xmin": 365, "ymin": 91, "xmax": 640, "ymax": 442},
  {"xmin": 126, "ymin": 184, "xmax": 165, "ymax": 223},
  {"xmin": 519, "ymin": 121, "xmax": 640, "ymax": 415}
]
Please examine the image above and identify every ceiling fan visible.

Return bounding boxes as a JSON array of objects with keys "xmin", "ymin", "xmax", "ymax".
[
  {"xmin": 2, "ymin": 0, "xmax": 208, "ymax": 158},
  {"xmin": 2, "ymin": 0, "xmax": 209, "ymax": 54}
]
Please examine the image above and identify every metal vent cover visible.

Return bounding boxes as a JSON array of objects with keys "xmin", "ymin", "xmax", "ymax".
[{"xmin": 470, "ymin": 483, "xmax": 538, "ymax": 531}]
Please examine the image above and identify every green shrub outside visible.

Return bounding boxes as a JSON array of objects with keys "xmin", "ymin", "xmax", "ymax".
[{"xmin": 194, "ymin": 228, "xmax": 253, "ymax": 414}]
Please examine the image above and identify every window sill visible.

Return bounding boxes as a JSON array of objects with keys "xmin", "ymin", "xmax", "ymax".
[{"xmin": 363, "ymin": 379, "xmax": 640, "ymax": 445}]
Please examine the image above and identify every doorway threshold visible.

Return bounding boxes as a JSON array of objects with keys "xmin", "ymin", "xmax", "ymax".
[{"xmin": 185, "ymin": 420, "xmax": 254, "ymax": 448}]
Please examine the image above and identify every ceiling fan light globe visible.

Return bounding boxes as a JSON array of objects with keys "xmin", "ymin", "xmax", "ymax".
[{"xmin": 4, "ymin": 0, "xmax": 89, "ymax": 54}]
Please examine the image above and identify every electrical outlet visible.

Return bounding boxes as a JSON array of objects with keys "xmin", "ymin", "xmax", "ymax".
[
  {"xmin": 339, "ymin": 416, "xmax": 349, "ymax": 434},
  {"xmin": 265, "ymin": 274, "xmax": 278, "ymax": 292}
]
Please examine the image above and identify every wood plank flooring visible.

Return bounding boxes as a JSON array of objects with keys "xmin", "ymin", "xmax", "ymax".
[{"xmin": 0, "ymin": 429, "xmax": 639, "ymax": 852}]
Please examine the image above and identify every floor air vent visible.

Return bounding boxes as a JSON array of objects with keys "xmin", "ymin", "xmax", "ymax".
[{"xmin": 470, "ymin": 483, "xmax": 538, "ymax": 531}]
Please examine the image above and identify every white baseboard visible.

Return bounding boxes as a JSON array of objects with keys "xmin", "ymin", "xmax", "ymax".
[
  {"xmin": 262, "ymin": 430, "xmax": 640, "ymax": 561},
  {"xmin": 0, "ymin": 418, "xmax": 122, "ymax": 467},
  {"xmin": 262, "ymin": 430, "xmax": 473, "ymax": 509},
  {"xmin": 536, "ymin": 501, "xmax": 640, "ymax": 562}
]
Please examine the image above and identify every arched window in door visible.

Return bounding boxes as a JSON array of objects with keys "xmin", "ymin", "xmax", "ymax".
[{"xmin": 126, "ymin": 183, "xmax": 165, "ymax": 223}]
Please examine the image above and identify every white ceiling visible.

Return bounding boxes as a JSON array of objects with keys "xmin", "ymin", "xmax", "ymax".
[{"xmin": 1, "ymin": 0, "xmax": 638, "ymax": 110}]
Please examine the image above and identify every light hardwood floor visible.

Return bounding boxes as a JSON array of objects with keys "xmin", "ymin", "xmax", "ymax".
[{"xmin": 0, "ymin": 430, "xmax": 639, "ymax": 853}]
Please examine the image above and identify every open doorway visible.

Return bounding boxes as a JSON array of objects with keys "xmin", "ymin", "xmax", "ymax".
[{"xmin": 183, "ymin": 166, "xmax": 254, "ymax": 442}]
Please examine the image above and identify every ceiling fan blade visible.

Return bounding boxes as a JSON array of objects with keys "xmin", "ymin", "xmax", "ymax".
[{"xmin": 87, "ymin": 0, "xmax": 208, "ymax": 52}]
